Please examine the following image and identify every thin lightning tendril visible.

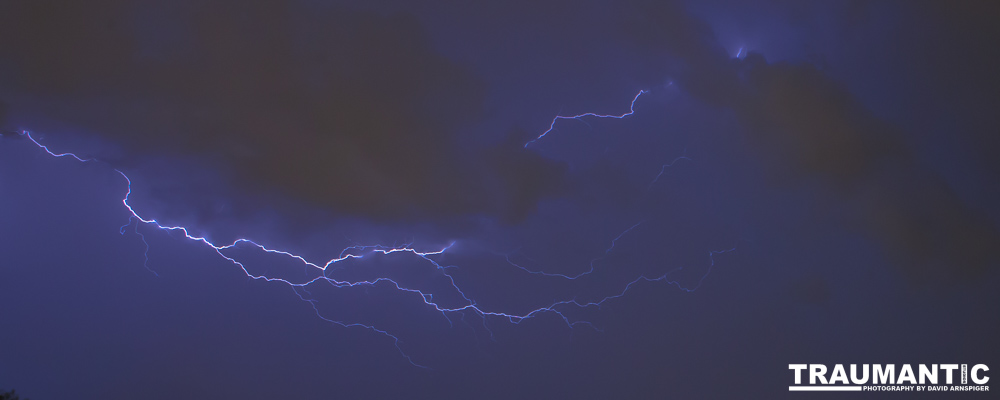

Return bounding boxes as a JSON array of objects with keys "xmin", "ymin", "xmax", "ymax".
[
  {"xmin": 647, "ymin": 150, "xmax": 692, "ymax": 190},
  {"xmin": 524, "ymin": 90, "xmax": 647, "ymax": 147},
  {"xmin": 502, "ymin": 221, "xmax": 645, "ymax": 280},
  {"xmin": 119, "ymin": 217, "xmax": 158, "ymax": 277},
  {"xmin": 9, "ymin": 90, "xmax": 734, "ymax": 368}
]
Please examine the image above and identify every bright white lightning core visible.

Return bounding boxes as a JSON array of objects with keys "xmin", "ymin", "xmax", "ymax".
[{"xmin": 9, "ymin": 88, "xmax": 734, "ymax": 368}]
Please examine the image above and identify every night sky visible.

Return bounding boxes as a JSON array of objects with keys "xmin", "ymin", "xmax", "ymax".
[{"xmin": 2, "ymin": 1, "xmax": 999, "ymax": 398}]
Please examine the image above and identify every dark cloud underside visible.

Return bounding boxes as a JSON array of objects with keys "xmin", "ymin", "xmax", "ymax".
[
  {"xmin": 622, "ymin": 0, "xmax": 999, "ymax": 279},
  {"xmin": 0, "ymin": 0, "xmax": 565, "ymax": 222},
  {"xmin": 1, "ymin": 0, "xmax": 995, "ymax": 278}
]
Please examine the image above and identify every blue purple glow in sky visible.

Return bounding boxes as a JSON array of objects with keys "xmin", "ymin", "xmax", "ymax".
[{"xmin": 1, "ymin": 1, "xmax": 998, "ymax": 398}]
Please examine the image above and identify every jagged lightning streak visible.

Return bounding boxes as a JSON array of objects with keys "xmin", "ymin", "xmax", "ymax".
[
  {"xmin": 502, "ymin": 221, "xmax": 645, "ymax": 280},
  {"xmin": 120, "ymin": 218, "xmax": 158, "ymax": 277},
  {"xmin": 647, "ymin": 150, "xmax": 692, "ymax": 190},
  {"xmin": 553, "ymin": 246, "xmax": 737, "ymax": 310},
  {"xmin": 524, "ymin": 89, "xmax": 647, "ymax": 147},
  {"xmin": 9, "ymin": 86, "xmax": 732, "ymax": 368}
]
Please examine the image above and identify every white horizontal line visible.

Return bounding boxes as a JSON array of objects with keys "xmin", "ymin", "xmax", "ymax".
[{"xmin": 789, "ymin": 386, "xmax": 862, "ymax": 391}]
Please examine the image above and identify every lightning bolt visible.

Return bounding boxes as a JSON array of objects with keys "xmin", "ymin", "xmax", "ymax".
[
  {"xmin": 523, "ymin": 90, "xmax": 648, "ymax": 147},
  {"xmin": 502, "ymin": 221, "xmax": 645, "ymax": 279},
  {"xmin": 7, "ymin": 87, "xmax": 733, "ymax": 368},
  {"xmin": 647, "ymin": 150, "xmax": 692, "ymax": 190}
]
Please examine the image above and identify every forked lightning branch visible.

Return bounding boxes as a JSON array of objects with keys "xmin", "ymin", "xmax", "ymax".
[{"xmin": 789, "ymin": 364, "xmax": 990, "ymax": 392}]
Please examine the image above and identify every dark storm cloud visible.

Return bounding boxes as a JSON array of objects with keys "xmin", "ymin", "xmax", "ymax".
[
  {"xmin": 622, "ymin": 0, "xmax": 999, "ymax": 279},
  {"xmin": 0, "ymin": 0, "xmax": 564, "ymax": 223},
  {"xmin": 0, "ymin": 100, "xmax": 7, "ymax": 129},
  {"xmin": 1, "ymin": 0, "xmax": 995, "ymax": 277},
  {"xmin": 788, "ymin": 276, "xmax": 831, "ymax": 306},
  {"xmin": 903, "ymin": 0, "xmax": 1000, "ymax": 178}
]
